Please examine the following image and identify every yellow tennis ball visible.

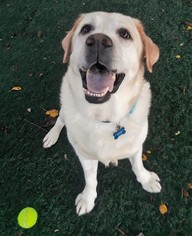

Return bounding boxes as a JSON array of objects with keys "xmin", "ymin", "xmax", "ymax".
[{"xmin": 17, "ymin": 207, "xmax": 38, "ymax": 229}]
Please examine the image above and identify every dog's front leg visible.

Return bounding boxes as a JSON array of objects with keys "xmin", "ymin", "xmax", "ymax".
[
  {"xmin": 75, "ymin": 158, "xmax": 98, "ymax": 216},
  {"xmin": 43, "ymin": 115, "xmax": 65, "ymax": 148},
  {"xmin": 129, "ymin": 148, "xmax": 161, "ymax": 193}
]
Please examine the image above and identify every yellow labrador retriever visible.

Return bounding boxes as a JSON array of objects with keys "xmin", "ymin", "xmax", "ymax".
[{"xmin": 43, "ymin": 12, "xmax": 161, "ymax": 215}]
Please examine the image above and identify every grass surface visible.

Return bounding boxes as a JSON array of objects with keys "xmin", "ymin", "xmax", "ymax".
[{"xmin": 0, "ymin": 0, "xmax": 192, "ymax": 235}]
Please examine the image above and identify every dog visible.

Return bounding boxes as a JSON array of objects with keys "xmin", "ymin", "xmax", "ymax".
[{"xmin": 43, "ymin": 12, "xmax": 161, "ymax": 216}]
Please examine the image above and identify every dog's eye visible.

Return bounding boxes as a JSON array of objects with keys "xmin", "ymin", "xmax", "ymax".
[
  {"xmin": 118, "ymin": 28, "xmax": 131, "ymax": 39},
  {"xmin": 80, "ymin": 24, "xmax": 93, "ymax": 35}
]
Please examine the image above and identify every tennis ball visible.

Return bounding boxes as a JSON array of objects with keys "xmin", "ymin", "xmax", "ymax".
[{"xmin": 17, "ymin": 207, "xmax": 38, "ymax": 229}]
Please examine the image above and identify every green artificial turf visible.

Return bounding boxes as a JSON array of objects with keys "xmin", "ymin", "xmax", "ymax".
[{"xmin": 0, "ymin": 0, "xmax": 192, "ymax": 235}]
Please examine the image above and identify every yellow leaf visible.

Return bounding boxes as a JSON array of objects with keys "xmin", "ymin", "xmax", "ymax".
[
  {"xmin": 159, "ymin": 204, "xmax": 168, "ymax": 215},
  {"xmin": 176, "ymin": 55, "xmax": 181, "ymax": 59},
  {"xmin": 146, "ymin": 150, "xmax": 151, "ymax": 154},
  {"xmin": 187, "ymin": 183, "xmax": 192, "ymax": 189},
  {"xmin": 142, "ymin": 154, "xmax": 147, "ymax": 161},
  {"xmin": 183, "ymin": 21, "xmax": 192, "ymax": 30},
  {"xmin": 187, "ymin": 26, "xmax": 192, "ymax": 30},
  {"xmin": 45, "ymin": 109, "xmax": 59, "ymax": 118},
  {"xmin": 11, "ymin": 86, "xmax": 22, "ymax": 91}
]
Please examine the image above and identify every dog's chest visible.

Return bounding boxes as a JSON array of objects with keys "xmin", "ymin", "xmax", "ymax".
[
  {"xmin": 67, "ymin": 113, "xmax": 147, "ymax": 166},
  {"xmin": 94, "ymin": 119, "xmax": 147, "ymax": 165}
]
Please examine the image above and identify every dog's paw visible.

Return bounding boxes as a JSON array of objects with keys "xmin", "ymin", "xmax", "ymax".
[
  {"xmin": 75, "ymin": 192, "xmax": 96, "ymax": 216},
  {"xmin": 140, "ymin": 171, "xmax": 161, "ymax": 193},
  {"xmin": 43, "ymin": 128, "xmax": 60, "ymax": 148}
]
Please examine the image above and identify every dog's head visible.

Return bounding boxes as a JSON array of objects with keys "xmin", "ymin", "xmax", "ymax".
[{"xmin": 62, "ymin": 12, "xmax": 159, "ymax": 104}]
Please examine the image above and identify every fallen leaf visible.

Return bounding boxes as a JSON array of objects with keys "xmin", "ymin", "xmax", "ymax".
[
  {"xmin": 175, "ymin": 131, "xmax": 181, "ymax": 136},
  {"xmin": 159, "ymin": 204, "xmax": 168, "ymax": 215},
  {"xmin": 146, "ymin": 150, "xmax": 151, "ymax": 154},
  {"xmin": 187, "ymin": 183, "xmax": 192, "ymax": 189},
  {"xmin": 45, "ymin": 109, "xmax": 59, "ymax": 118},
  {"xmin": 182, "ymin": 188, "xmax": 189, "ymax": 198},
  {"xmin": 142, "ymin": 154, "xmax": 147, "ymax": 161},
  {"xmin": 137, "ymin": 233, "xmax": 144, "ymax": 236},
  {"xmin": 182, "ymin": 21, "xmax": 192, "ymax": 30},
  {"xmin": 10, "ymin": 86, "xmax": 22, "ymax": 91},
  {"xmin": 37, "ymin": 30, "xmax": 43, "ymax": 38},
  {"xmin": 176, "ymin": 55, "xmax": 181, "ymax": 59}
]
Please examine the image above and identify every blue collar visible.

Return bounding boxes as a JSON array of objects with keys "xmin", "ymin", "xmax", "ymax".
[
  {"xmin": 129, "ymin": 101, "xmax": 137, "ymax": 114},
  {"xmin": 102, "ymin": 100, "xmax": 137, "ymax": 139}
]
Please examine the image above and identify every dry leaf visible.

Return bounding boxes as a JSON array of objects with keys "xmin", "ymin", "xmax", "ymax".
[
  {"xmin": 10, "ymin": 86, "xmax": 22, "ymax": 91},
  {"xmin": 175, "ymin": 131, "xmax": 180, "ymax": 136},
  {"xmin": 142, "ymin": 154, "xmax": 147, "ymax": 161},
  {"xmin": 137, "ymin": 233, "xmax": 144, "ymax": 236},
  {"xmin": 182, "ymin": 188, "xmax": 189, "ymax": 198},
  {"xmin": 187, "ymin": 183, "xmax": 192, "ymax": 189},
  {"xmin": 187, "ymin": 26, "xmax": 192, "ymax": 30},
  {"xmin": 183, "ymin": 21, "xmax": 192, "ymax": 30},
  {"xmin": 64, "ymin": 154, "xmax": 68, "ymax": 160},
  {"xmin": 159, "ymin": 204, "xmax": 168, "ymax": 215},
  {"xmin": 45, "ymin": 109, "xmax": 59, "ymax": 118},
  {"xmin": 37, "ymin": 30, "xmax": 43, "ymax": 38},
  {"xmin": 146, "ymin": 150, "xmax": 151, "ymax": 154}
]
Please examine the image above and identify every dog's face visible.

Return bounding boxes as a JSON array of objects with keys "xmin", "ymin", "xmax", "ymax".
[{"xmin": 62, "ymin": 12, "xmax": 159, "ymax": 104}]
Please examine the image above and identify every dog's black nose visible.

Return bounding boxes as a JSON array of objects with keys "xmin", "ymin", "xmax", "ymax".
[
  {"xmin": 86, "ymin": 33, "xmax": 113, "ymax": 48},
  {"xmin": 85, "ymin": 33, "xmax": 113, "ymax": 68}
]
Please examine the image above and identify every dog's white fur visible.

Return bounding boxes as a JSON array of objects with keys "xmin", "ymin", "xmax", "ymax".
[{"xmin": 43, "ymin": 12, "xmax": 161, "ymax": 215}]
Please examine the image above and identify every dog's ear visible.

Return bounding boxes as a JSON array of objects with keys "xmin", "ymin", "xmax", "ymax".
[
  {"xmin": 135, "ymin": 20, "xmax": 159, "ymax": 73},
  {"xmin": 61, "ymin": 16, "xmax": 83, "ymax": 63}
]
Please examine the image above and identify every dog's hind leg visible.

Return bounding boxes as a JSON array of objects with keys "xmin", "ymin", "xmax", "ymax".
[
  {"xmin": 43, "ymin": 115, "xmax": 65, "ymax": 148},
  {"xmin": 75, "ymin": 157, "xmax": 98, "ymax": 216},
  {"xmin": 129, "ymin": 147, "xmax": 161, "ymax": 193}
]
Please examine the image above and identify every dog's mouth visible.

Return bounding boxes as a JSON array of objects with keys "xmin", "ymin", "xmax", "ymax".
[{"xmin": 80, "ymin": 63, "xmax": 125, "ymax": 104}]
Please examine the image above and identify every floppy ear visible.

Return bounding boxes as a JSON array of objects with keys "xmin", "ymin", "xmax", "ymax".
[
  {"xmin": 61, "ymin": 16, "xmax": 83, "ymax": 63},
  {"xmin": 135, "ymin": 20, "xmax": 159, "ymax": 73}
]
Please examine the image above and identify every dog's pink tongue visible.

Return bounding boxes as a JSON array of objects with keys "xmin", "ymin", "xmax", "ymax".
[{"xmin": 86, "ymin": 70, "xmax": 115, "ymax": 93}]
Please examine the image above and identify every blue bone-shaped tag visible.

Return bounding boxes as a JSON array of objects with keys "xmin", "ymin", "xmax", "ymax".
[{"xmin": 113, "ymin": 127, "xmax": 126, "ymax": 139}]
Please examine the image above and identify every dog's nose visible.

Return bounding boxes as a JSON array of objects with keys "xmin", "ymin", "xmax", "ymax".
[{"xmin": 86, "ymin": 33, "xmax": 113, "ymax": 48}]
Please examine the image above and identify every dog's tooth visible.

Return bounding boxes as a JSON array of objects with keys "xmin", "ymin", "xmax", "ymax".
[
  {"xmin": 112, "ymin": 73, "xmax": 116, "ymax": 80},
  {"xmin": 103, "ymin": 87, "xmax": 109, "ymax": 95},
  {"xmin": 83, "ymin": 87, "xmax": 109, "ymax": 97},
  {"xmin": 87, "ymin": 70, "xmax": 90, "ymax": 75}
]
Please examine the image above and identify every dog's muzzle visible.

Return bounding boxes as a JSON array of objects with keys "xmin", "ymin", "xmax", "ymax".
[{"xmin": 80, "ymin": 33, "xmax": 125, "ymax": 104}]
